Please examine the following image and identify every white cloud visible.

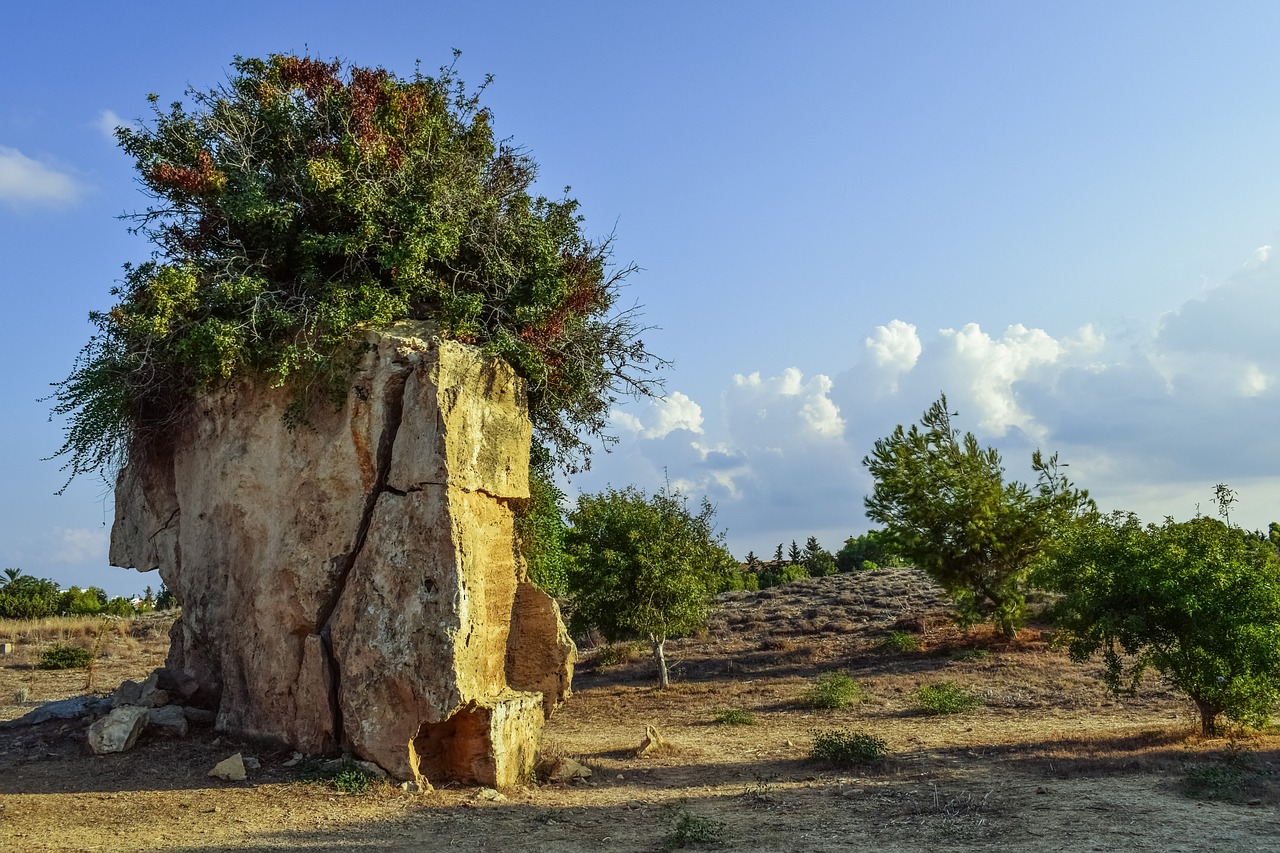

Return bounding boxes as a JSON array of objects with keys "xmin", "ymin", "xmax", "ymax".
[
  {"xmin": 50, "ymin": 527, "xmax": 108, "ymax": 564},
  {"xmin": 0, "ymin": 146, "xmax": 82, "ymax": 206},
  {"xmin": 730, "ymin": 368, "xmax": 845, "ymax": 440},
  {"xmin": 95, "ymin": 109, "xmax": 137, "ymax": 143},
  {"xmin": 865, "ymin": 319, "xmax": 922, "ymax": 372},
  {"xmin": 644, "ymin": 392, "xmax": 704, "ymax": 438}
]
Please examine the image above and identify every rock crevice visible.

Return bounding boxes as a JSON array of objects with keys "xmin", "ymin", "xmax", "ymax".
[{"xmin": 109, "ymin": 322, "xmax": 574, "ymax": 787}]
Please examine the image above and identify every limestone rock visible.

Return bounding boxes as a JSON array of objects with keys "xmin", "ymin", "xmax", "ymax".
[
  {"xmin": 209, "ymin": 753, "xmax": 247, "ymax": 781},
  {"xmin": 88, "ymin": 706, "xmax": 150, "ymax": 754},
  {"xmin": 109, "ymin": 322, "xmax": 575, "ymax": 786},
  {"xmin": 148, "ymin": 705, "xmax": 189, "ymax": 737},
  {"xmin": 633, "ymin": 724, "xmax": 665, "ymax": 758},
  {"xmin": 539, "ymin": 756, "xmax": 592, "ymax": 783},
  {"xmin": 111, "ymin": 679, "xmax": 143, "ymax": 708}
]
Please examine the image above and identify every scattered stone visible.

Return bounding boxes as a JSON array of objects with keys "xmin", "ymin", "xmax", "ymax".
[
  {"xmin": 538, "ymin": 756, "xmax": 592, "ymax": 783},
  {"xmin": 243, "ymin": 756, "xmax": 262, "ymax": 770},
  {"xmin": 135, "ymin": 671, "xmax": 171, "ymax": 708},
  {"xmin": 153, "ymin": 667, "xmax": 200, "ymax": 701},
  {"xmin": 208, "ymin": 753, "xmax": 247, "ymax": 782},
  {"xmin": 181, "ymin": 707, "xmax": 216, "ymax": 724},
  {"xmin": 282, "ymin": 752, "xmax": 304, "ymax": 767},
  {"xmin": 399, "ymin": 780, "xmax": 426, "ymax": 793},
  {"xmin": 474, "ymin": 787, "xmax": 506, "ymax": 802},
  {"xmin": 2, "ymin": 695, "xmax": 109, "ymax": 729},
  {"xmin": 111, "ymin": 680, "xmax": 143, "ymax": 708},
  {"xmin": 633, "ymin": 724, "xmax": 664, "ymax": 758},
  {"xmin": 87, "ymin": 705, "xmax": 150, "ymax": 754},
  {"xmin": 147, "ymin": 705, "xmax": 189, "ymax": 738}
]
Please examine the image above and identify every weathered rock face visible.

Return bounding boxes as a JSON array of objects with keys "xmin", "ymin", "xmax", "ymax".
[{"xmin": 110, "ymin": 322, "xmax": 574, "ymax": 787}]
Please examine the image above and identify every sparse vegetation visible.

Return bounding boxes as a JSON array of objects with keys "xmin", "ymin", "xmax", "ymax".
[
  {"xmin": 916, "ymin": 681, "xmax": 983, "ymax": 714},
  {"xmin": 879, "ymin": 630, "xmax": 920, "ymax": 653},
  {"xmin": 714, "ymin": 708, "xmax": 756, "ymax": 726},
  {"xmin": 810, "ymin": 730, "xmax": 888, "ymax": 765},
  {"xmin": 950, "ymin": 648, "xmax": 991, "ymax": 662},
  {"xmin": 37, "ymin": 644, "xmax": 93, "ymax": 670},
  {"xmin": 331, "ymin": 765, "xmax": 374, "ymax": 795},
  {"xmin": 662, "ymin": 807, "xmax": 725, "ymax": 850},
  {"xmin": 803, "ymin": 672, "xmax": 864, "ymax": 709}
]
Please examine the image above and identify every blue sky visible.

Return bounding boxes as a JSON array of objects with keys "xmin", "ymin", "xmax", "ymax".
[{"xmin": 4, "ymin": 2, "xmax": 1280, "ymax": 595}]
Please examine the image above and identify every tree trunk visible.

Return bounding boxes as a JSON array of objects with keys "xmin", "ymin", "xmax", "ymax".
[
  {"xmin": 652, "ymin": 637, "xmax": 669, "ymax": 688},
  {"xmin": 1195, "ymin": 698, "xmax": 1220, "ymax": 736}
]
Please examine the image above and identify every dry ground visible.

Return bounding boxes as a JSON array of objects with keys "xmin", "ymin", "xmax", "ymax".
[{"xmin": 2, "ymin": 569, "xmax": 1279, "ymax": 852}]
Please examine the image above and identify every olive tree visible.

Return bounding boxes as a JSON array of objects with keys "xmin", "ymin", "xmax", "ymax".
[
  {"xmin": 51, "ymin": 53, "xmax": 663, "ymax": 485},
  {"xmin": 1042, "ymin": 509, "xmax": 1280, "ymax": 735},
  {"xmin": 863, "ymin": 394, "xmax": 1090, "ymax": 637},
  {"xmin": 565, "ymin": 484, "xmax": 737, "ymax": 687}
]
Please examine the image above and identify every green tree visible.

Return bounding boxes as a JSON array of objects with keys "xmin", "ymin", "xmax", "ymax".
[
  {"xmin": 1043, "ymin": 509, "xmax": 1280, "ymax": 735},
  {"xmin": 788, "ymin": 540, "xmax": 802, "ymax": 564},
  {"xmin": 565, "ymin": 484, "xmax": 737, "ymax": 687},
  {"xmin": 50, "ymin": 53, "xmax": 663, "ymax": 486},
  {"xmin": 835, "ymin": 529, "xmax": 899, "ymax": 571},
  {"xmin": 773, "ymin": 543, "xmax": 784, "ymax": 564},
  {"xmin": 863, "ymin": 394, "xmax": 1090, "ymax": 638},
  {"xmin": 802, "ymin": 536, "xmax": 837, "ymax": 577},
  {"xmin": 0, "ymin": 574, "xmax": 61, "ymax": 619}
]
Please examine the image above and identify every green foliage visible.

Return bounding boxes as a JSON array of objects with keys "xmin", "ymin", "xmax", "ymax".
[
  {"xmin": 662, "ymin": 808, "xmax": 725, "ymax": 851},
  {"xmin": 879, "ymin": 630, "xmax": 920, "ymax": 653},
  {"xmin": 835, "ymin": 529, "xmax": 900, "ymax": 572},
  {"xmin": 810, "ymin": 730, "xmax": 888, "ymax": 766},
  {"xmin": 59, "ymin": 586, "xmax": 108, "ymax": 616},
  {"xmin": 565, "ymin": 483, "xmax": 737, "ymax": 686},
  {"xmin": 1042, "ymin": 508, "xmax": 1280, "ymax": 735},
  {"xmin": 915, "ymin": 681, "xmax": 983, "ymax": 714},
  {"xmin": 756, "ymin": 561, "xmax": 808, "ymax": 589},
  {"xmin": 0, "ymin": 573, "xmax": 62, "ymax": 619},
  {"xmin": 331, "ymin": 765, "xmax": 373, "ymax": 794},
  {"xmin": 515, "ymin": 465, "xmax": 572, "ymax": 598},
  {"xmin": 38, "ymin": 644, "xmax": 93, "ymax": 670},
  {"xmin": 801, "ymin": 536, "xmax": 837, "ymax": 577},
  {"xmin": 863, "ymin": 394, "xmax": 1091, "ymax": 637},
  {"xmin": 950, "ymin": 648, "xmax": 991, "ymax": 662},
  {"xmin": 803, "ymin": 672, "xmax": 864, "ymax": 709},
  {"xmin": 50, "ymin": 53, "xmax": 663, "ymax": 486},
  {"xmin": 155, "ymin": 582, "xmax": 178, "ymax": 610},
  {"xmin": 594, "ymin": 642, "xmax": 640, "ymax": 668},
  {"xmin": 714, "ymin": 708, "xmax": 756, "ymax": 726}
]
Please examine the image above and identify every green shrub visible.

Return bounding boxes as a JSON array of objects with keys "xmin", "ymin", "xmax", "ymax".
[
  {"xmin": 861, "ymin": 560, "xmax": 879, "ymax": 571},
  {"xmin": 810, "ymin": 730, "xmax": 888, "ymax": 765},
  {"xmin": 714, "ymin": 708, "xmax": 756, "ymax": 726},
  {"xmin": 915, "ymin": 681, "xmax": 983, "ymax": 714},
  {"xmin": 803, "ymin": 672, "xmax": 864, "ymax": 710},
  {"xmin": 38, "ymin": 644, "xmax": 93, "ymax": 670},
  {"xmin": 1182, "ymin": 764, "xmax": 1247, "ymax": 801},
  {"xmin": 332, "ymin": 765, "xmax": 373, "ymax": 794},
  {"xmin": 879, "ymin": 630, "xmax": 920, "ymax": 653},
  {"xmin": 594, "ymin": 643, "xmax": 638, "ymax": 668},
  {"xmin": 663, "ymin": 808, "xmax": 725, "ymax": 850},
  {"xmin": 950, "ymin": 648, "xmax": 990, "ymax": 662}
]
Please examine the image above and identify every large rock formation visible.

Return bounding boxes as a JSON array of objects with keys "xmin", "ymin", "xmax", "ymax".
[{"xmin": 109, "ymin": 321, "xmax": 574, "ymax": 788}]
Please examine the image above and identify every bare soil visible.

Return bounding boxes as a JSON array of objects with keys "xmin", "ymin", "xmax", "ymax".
[{"xmin": 2, "ymin": 569, "xmax": 1278, "ymax": 852}]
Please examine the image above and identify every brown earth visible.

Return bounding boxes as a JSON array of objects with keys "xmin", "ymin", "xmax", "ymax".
[{"xmin": 2, "ymin": 569, "xmax": 1279, "ymax": 852}]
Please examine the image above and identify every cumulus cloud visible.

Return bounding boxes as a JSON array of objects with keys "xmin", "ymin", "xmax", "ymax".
[
  {"xmin": 581, "ymin": 243, "xmax": 1280, "ymax": 558},
  {"xmin": 95, "ymin": 109, "xmax": 137, "ymax": 142},
  {"xmin": 49, "ymin": 527, "xmax": 108, "ymax": 564},
  {"xmin": 0, "ymin": 146, "xmax": 82, "ymax": 207}
]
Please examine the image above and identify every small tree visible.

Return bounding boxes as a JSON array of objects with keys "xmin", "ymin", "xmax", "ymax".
[
  {"xmin": 1043, "ymin": 509, "xmax": 1280, "ymax": 735},
  {"xmin": 802, "ymin": 536, "xmax": 837, "ymax": 577},
  {"xmin": 514, "ymin": 466, "xmax": 572, "ymax": 598},
  {"xmin": 835, "ymin": 529, "xmax": 898, "ymax": 571},
  {"xmin": 863, "ymin": 394, "xmax": 1090, "ymax": 637},
  {"xmin": 565, "ymin": 484, "xmax": 737, "ymax": 687}
]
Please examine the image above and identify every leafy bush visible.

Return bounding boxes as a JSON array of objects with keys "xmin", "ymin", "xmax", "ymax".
[
  {"xmin": 663, "ymin": 808, "xmax": 725, "ymax": 850},
  {"xmin": 38, "ymin": 644, "xmax": 93, "ymax": 670},
  {"xmin": 803, "ymin": 672, "xmax": 864, "ymax": 710},
  {"xmin": 714, "ymin": 708, "xmax": 756, "ymax": 726},
  {"xmin": 332, "ymin": 765, "xmax": 373, "ymax": 794},
  {"xmin": 1042, "ymin": 508, "xmax": 1280, "ymax": 735},
  {"xmin": 810, "ymin": 730, "xmax": 888, "ymax": 766},
  {"xmin": 879, "ymin": 630, "xmax": 920, "ymax": 653},
  {"xmin": 50, "ymin": 53, "xmax": 663, "ymax": 486},
  {"xmin": 916, "ymin": 681, "xmax": 983, "ymax": 714},
  {"xmin": 594, "ymin": 643, "xmax": 638, "ymax": 668},
  {"xmin": 835, "ymin": 529, "xmax": 900, "ymax": 572},
  {"xmin": 950, "ymin": 648, "xmax": 991, "ymax": 662}
]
